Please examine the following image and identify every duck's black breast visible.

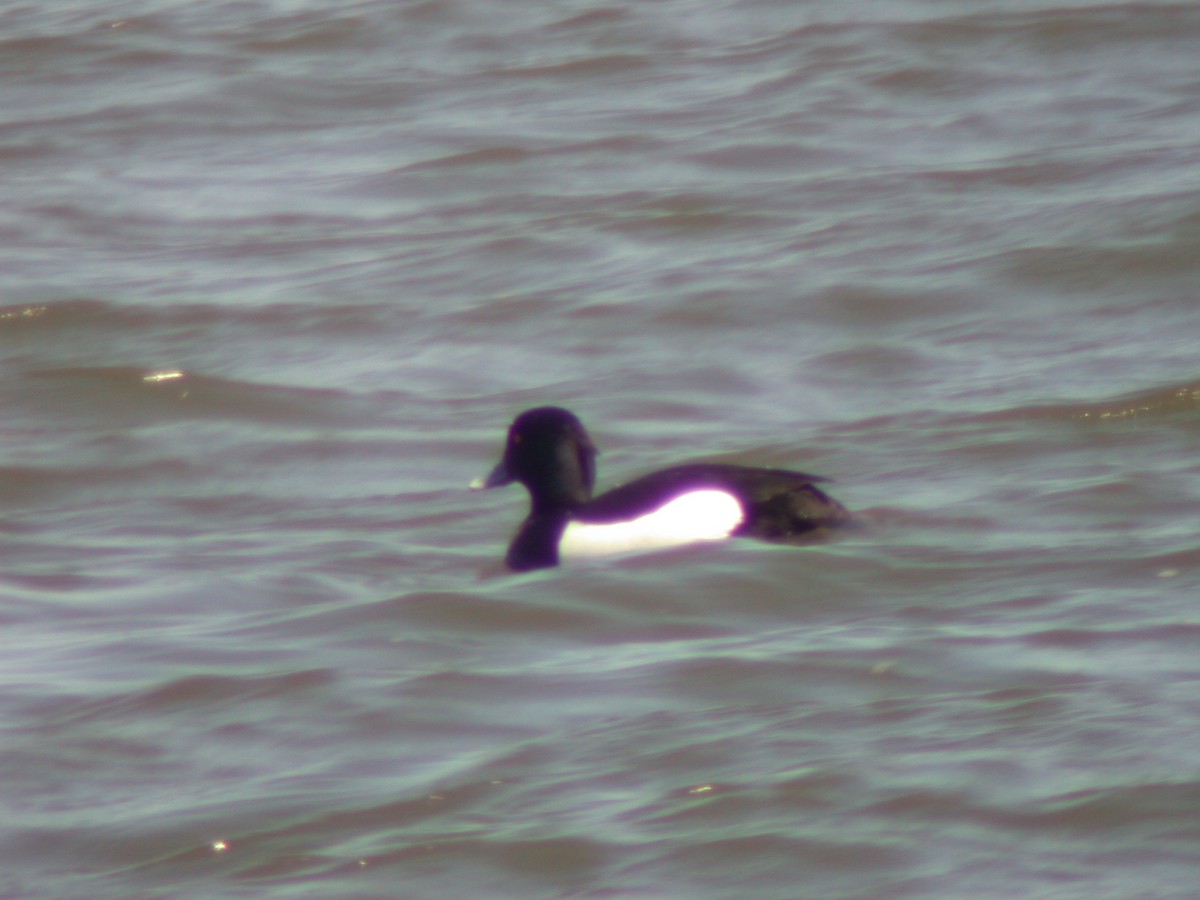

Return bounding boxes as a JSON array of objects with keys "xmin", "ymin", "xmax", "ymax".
[
  {"xmin": 505, "ymin": 511, "xmax": 571, "ymax": 572},
  {"xmin": 576, "ymin": 463, "xmax": 852, "ymax": 537}
]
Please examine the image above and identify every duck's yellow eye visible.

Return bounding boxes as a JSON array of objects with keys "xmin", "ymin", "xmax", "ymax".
[{"xmin": 512, "ymin": 434, "xmax": 523, "ymax": 444}]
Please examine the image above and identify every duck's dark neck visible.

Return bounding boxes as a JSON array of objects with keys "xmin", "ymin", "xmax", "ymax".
[{"xmin": 506, "ymin": 512, "xmax": 571, "ymax": 571}]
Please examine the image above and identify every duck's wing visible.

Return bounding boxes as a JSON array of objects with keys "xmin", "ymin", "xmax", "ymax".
[{"xmin": 580, "ymin": 463, "xmax": 850, "ymax": 536}]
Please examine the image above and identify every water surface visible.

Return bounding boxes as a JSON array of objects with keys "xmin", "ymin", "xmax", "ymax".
[{"xmin": 3, "ymin": 1, "xmax": 1200, "ymax": 897}]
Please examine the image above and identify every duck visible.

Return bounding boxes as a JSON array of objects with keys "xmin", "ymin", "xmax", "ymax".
[{"xmin": 475, "ymin": 406, "xmax": 853, "ymax": 571}]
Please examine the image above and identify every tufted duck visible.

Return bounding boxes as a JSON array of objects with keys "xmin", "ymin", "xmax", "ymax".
[{"xmin": 474, "ymin": 406, "xmax": 853, "ymax": 571}]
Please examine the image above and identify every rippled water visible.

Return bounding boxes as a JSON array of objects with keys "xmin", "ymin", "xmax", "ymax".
[{"xmin": 3, "ymin": 1, "xmax": 1200, "ymax": 897}]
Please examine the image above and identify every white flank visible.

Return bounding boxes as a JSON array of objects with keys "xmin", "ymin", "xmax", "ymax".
[{"xmin": 559, "ymin": 490, "xmax": 744, "ymax": 560}]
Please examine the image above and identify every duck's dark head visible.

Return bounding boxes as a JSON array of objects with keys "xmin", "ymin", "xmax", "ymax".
[{"xmin": 477, "ymin": 406, "xmax": 597, "ymax": 512}]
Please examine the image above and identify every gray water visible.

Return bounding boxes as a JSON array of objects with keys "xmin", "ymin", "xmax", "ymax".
[{"xmin": 3, "ymin": 1, "xmax": 1200, "ymax": 897}]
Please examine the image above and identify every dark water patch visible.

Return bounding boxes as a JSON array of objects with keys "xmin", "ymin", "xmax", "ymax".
[
  {"xmin": 487, "ymin": 53, "xmax": 650, "ymax": 80},
  {"xmin": 987, "ymin": 781, "xmax": 1200, "ymax": 837},
  {"xmin": 832, "ymin": 379, "xmax": 1200, "ymax": 448},
  {"xmin": 235, "ymin": 12, "xmax": 376, "ymax": 54},
  {"xmin": 545, "ymin": 7, "xmax": 630, "ymax": 33},
  {"xmin": 1064, "ymin": 381, "xmax": 1200, "ymax": 423},
  {"xmin": 1024, "ymin": 621, "xmax": 1200, "ymax": 650},
  {"xmin": 235, "ymin": 835, "xmax": 615, "ymax": 895},
  {"xmin": 896, "ymin": 3, "xmax": 1200, "ymax": 53},
  {"xmin": 649, "ymin": 833, "xmax": 907, "ymax": 896},
  {"xmin": 30, "ymin": 669, "xmax": 339, "ymax": 731},
  {"xmin": 20, "ymin": 366, "xmax": 361, "ymax": 427},
  {"xmin": 134, "ymin": 669, "xmax": 337, "ymax": 714},
  {"xmin": 401, "ymin": 145, "xmax": 537, "ymax": 171},
  {"xmin": 0, "ymin": 296, "xmax": 409, "ymax": 336},
  {"xmin": 854, "ymin": 780, "xmax": 1200, "ymax": 880},
  {"xmin": 0, "ymin": 458, "xmax": 199, "ymax": 512},
  {"xmin": 806, "ymin": 284, "xmax": 968, "ymax": 330},
  {"xmin": 806, "ymin": 342, "xmax": 937, "ymax": 386},
  {"xmin": 649, "ymin": 650, "xmax": 918, "ymax": 710},
  {"xmin": 367, "ymin": 589, "xmax": 635, "ymax": 640},
  {"xmin": 998, "ymin": 239, "xmax": 1200, "ymax": 293},
  {"xmin": 604, "ymin": 191, "xmax": 785, "ymax": 237}
]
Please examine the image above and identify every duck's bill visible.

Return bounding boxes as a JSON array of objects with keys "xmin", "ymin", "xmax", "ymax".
[{"xmin": 469, "ymin": 460, "xmax": 513, "ymax": 491}]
